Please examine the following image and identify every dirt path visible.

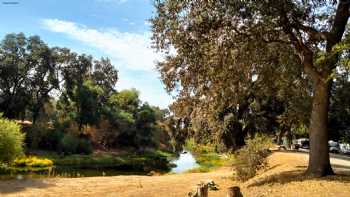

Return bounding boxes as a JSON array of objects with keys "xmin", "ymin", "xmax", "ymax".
[
  {"xmin": 1, "ymin": 152, "xmax": 350, "ymax": 197},
  {"xmin": 0, "ymin": 167, "xmax": 235, "ymax": 197}
]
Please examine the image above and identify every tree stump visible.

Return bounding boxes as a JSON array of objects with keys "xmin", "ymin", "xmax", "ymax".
[
  {"xmin": 227, "ymin": 186, "xmax": 243, "ymax": 197},
  {"xmin": 197, "ymin": 182, "xmax": 208, "ymax": 197}
]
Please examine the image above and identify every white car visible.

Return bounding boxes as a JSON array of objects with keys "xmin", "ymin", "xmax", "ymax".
[
  {"xmin": 340, "ymin": 143, "xmax": 350, "ymax": 155},
  {"xmin": 328, "ymin": 140, "xmax": 340, "ymax": 153}
]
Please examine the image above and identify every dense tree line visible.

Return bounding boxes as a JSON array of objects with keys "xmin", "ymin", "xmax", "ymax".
[
  {"xmin": 0, "ymin": 33, "xmax": 171, "ymax": 154},
  {"xmin": 151, "ymin": 0, "xmax": 350, "ymax": 176}
]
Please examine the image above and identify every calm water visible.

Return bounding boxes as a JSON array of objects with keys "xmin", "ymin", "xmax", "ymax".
[
  {"xmin": 0, "ymin": 151, "xmax": 199, "ymax": 179},
  {"xmin": 170, "ymin": 151, "xmax": 199, "ymax": 173}
]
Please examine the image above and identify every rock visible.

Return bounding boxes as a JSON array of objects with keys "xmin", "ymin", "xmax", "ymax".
[{"xmin": 206, "ymin": 180, "xmax": 219, "ymax": 191}]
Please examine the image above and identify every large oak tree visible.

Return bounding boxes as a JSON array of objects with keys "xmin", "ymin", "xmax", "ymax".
[{"xmin": 152, "ymin": 0, "xmax": 350, "ymax": 176}]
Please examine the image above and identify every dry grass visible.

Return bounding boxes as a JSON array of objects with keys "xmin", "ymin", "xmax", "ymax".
[
  {"xmin": 1, "ymin": 151, "xmax": 350, "ymax": 197},
  {"xmin": 241, "ymin": 152, "xmax": 350, "ymax": 197}
]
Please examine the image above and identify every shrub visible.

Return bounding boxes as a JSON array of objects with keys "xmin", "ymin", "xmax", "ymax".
[
  {"xmin": 60, "ymin": 134, "xmax": 93, "ymax": 155},
  {"xmin": 42, "ymin": 129, "xmax": 64, "ymax": 150},
  {"xmin": 77, "ymin": 138, "xmax": 93, "ymax": 155},
  {"xmin": 234, "ymin": 133, "xmax": 272, "ymax": 181},
  {"xmin": 0, "ymin": 116, "xmax": 25, "ymax": 163},
  {"xmin": 185, "ymin": 138, "xmax": 216, "ymax": 154},
  {"xmin": 60, "ymin": 134, "xmax": 79, "ymax": 155},
  {"xmin": 14, "ymin": 156, "xmax": 53, "ymax": 167},
  {"xmin": 25, "ymin": 124, "xmax": 63, "ymax": 150}
]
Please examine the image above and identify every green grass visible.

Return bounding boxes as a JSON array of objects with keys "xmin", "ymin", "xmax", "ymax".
[{"xmin": 184, "ymin": 139, "xmax": 233, "ymax": 173}]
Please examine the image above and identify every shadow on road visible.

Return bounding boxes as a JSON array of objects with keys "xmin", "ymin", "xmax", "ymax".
[{"xmin": 0, "ymin": 178, "xmax": 54, "ymax": 194}]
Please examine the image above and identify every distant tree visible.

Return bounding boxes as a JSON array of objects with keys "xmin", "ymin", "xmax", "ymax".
[
  {"xmin": 76, "ymin": 80, "xmax": 104, "ymax": 130},
  {"xmin": 27, "ymin": 36, "xmax": 60, "ymax": 124},
  {"xmin": 109, "ymin": 89, "xmax": 140, "ymax": 115},
  {"xmin": 92, "ymin": 58, "xmax": 118, "ymax": 97},
  {"xmin": 0, "ymin": 33, "xmax": 32, "ymax": 119},
  {"xmin": 135, "ymin": 103, "xmax": 157, "ymax": 149},
  {"xmin": 0, "ymin": 33, "xmax": 60, "ymax": 122}
]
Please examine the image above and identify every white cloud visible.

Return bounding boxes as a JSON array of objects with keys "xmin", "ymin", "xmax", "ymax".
[
  {"xmin": 41, "ymin": 18, "xmax": 160, "ymax": 71},
  {"xmin": 41, "ymin": 18, "xmax": 172, "ymax": 108}
]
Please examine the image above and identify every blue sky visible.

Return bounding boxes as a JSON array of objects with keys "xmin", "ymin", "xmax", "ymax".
[{"xmin": 0, "ymin": 0, "xmax": 173, "ymax": 108}]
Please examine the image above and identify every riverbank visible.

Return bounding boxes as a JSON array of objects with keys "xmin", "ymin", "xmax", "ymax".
[
  {"xmin": 184, "ymin": 139, "xmax": 232, "ymax": 172},
  {"xmin": 1, "ymin": 151, "xmax": 350, "ymax": 196},
  {"xmin": 0, "ymin": 150, "xmax": 176, "ymax": 178}
]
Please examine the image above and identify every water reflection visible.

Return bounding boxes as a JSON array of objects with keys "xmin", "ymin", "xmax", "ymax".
[{"xmin": 171, "ymin": 150, "xmax": 199, "ymax": 173}]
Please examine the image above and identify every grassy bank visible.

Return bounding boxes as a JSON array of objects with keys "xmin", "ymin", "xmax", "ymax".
[
  {"xmin": 50, "ymin": 150, "xmax": 174, "ymax": 171},
  {"xmin": 0, "ymin": 150, "xmax": 176, "ymax": 177},
  {"xmin": 184, "ymin": 139, "xmax": 232, "ymax": 172}
]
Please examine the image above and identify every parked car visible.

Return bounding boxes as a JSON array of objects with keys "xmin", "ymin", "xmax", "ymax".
[
  {"xmin": 339, "ymin": 143, "xmax": 350, "ymax": 155},
  {"xmin": 293, "ymin": 138, "xmax": 309, "ymax": 150},
  {"xmin": 328, "ymin": 140, "xmax": 340, "ymax": 153}
]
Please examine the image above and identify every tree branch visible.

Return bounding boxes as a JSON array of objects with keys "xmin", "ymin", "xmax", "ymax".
[{"xmin": 293, "ymin": 23, "xmax": 329, "ymax": 42}]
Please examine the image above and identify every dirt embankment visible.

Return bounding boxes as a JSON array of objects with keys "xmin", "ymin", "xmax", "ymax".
[{"xmin": 1, "ymin": 152, "xmax": 350, "ymax": 197}]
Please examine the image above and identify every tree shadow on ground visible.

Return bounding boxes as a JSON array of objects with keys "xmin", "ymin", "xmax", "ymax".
[
  {"xmin": 0, "ymin": 178, "xmax": 54, "ymax": 194},
  {"xmin": 263, "ymin": 164, "xmax": 281, "ymax": 172},
  {"xmin": 247, "ymin": 168, "xmax": 350, "ymax": 188}
]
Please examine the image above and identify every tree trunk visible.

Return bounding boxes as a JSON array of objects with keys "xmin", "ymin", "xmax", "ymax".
[
  {"xmin": 196, "ymin": 183, "xmax": 208, "ymax": 197},
  {"xmin": 227, "ymin": 186, "xmax": 243, "ymax": 197},
  {"xmin": 305, "ymin": 80, "xmax": 334, "ymax": 177},
  {"xmin": 32, "ymin": 106, "xmax": 40, "ymax": 125}
]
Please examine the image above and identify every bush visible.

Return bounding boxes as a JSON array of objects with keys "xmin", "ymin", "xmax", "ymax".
[
  {"xmin": 60, "ymin": 134, "xmax": 79, "ymax": 154},
  {"xmin": 77, "ymin": 138, "xmax": 93, "ymax": 154},
  {"xmin": 14, "ymin": 156, "xmax": 53, "ymax": 167},
  {"xmin": 60, "ymin": 134, "xmax": 93, "ymax": 155},
  {"xmin": 185, "ymin": 138, "xmax": 216, "ymax": 154},
  {"xmin": 234, "ymin": 133, "xmax": 272, "ymax": 181},
  {"xmin": 25, "ymin": 124, "xmax": 63, "ymax": 151},
  {"xmin": 0, "ymin": 116, "xmax": 25, "ymax": 163}
]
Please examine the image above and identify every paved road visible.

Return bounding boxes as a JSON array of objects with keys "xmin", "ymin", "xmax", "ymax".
[{"xmin": 284, "ymin": 150, "xmax": 350, "ymax": 171}]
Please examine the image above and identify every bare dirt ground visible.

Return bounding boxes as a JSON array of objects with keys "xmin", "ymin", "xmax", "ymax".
[{"xmin": 1, "ymin": 151, "xmax": 350, "ymax": 197}]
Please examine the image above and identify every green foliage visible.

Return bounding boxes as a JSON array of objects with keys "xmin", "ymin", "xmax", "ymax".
[
  {"xmin": 57, "ymin": 132, "xmax": 92, "ymax": 155},
  {"xmin": 184, "ymin": 139, "xmax": 228, "ymax": 172},
  {"xmin": 0, "ymin": 116, "xmax": 25, "ymax": 163},
  {"xmin": 75, "ymin": 80, "xmax": 104, "ymax": 127},
  {"xmin": 60, "ymin": 134, "xmax": 79, "ymax": 155},
  {"xmin": 25, "ymin": 124, "xmax": 63, "ymax": 150},
  {"xmin": 234, "ymin": 134, "xmax": 273, "ymax": 181},
  {"xmin": 109, "ymin": 89, "xmax": 140, "ymax": 114},
  {"xmin": 329, "ymin": 71, "xmax": 350, "ymax": 143},
  {"xmin": 76, "ymin": 138, "xmax": 93, "ymax": 155},
  {"xmin": 0, "ymin": 33, "xmax": 59, "ymax": 121},
  {"xmin": 185, "ymin": 138, "xmax": 216, "ymax": 154},
  {"xmin": 0, "ymin": 32, "xmax": 172, "ymax": 155}
]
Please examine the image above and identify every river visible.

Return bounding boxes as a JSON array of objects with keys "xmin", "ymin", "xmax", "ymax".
[{"xmin": 170, "ymin": 150, "xmax": 199, "ymax": 173}]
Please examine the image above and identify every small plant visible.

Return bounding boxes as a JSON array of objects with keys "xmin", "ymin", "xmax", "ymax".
[
  {"xmin": 0, "ymin": 115, "xmax": 25, "ymax": 163},
  {"xmin": 234, "ymin": 133, "xmax": 272, "ymax": 181}
]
